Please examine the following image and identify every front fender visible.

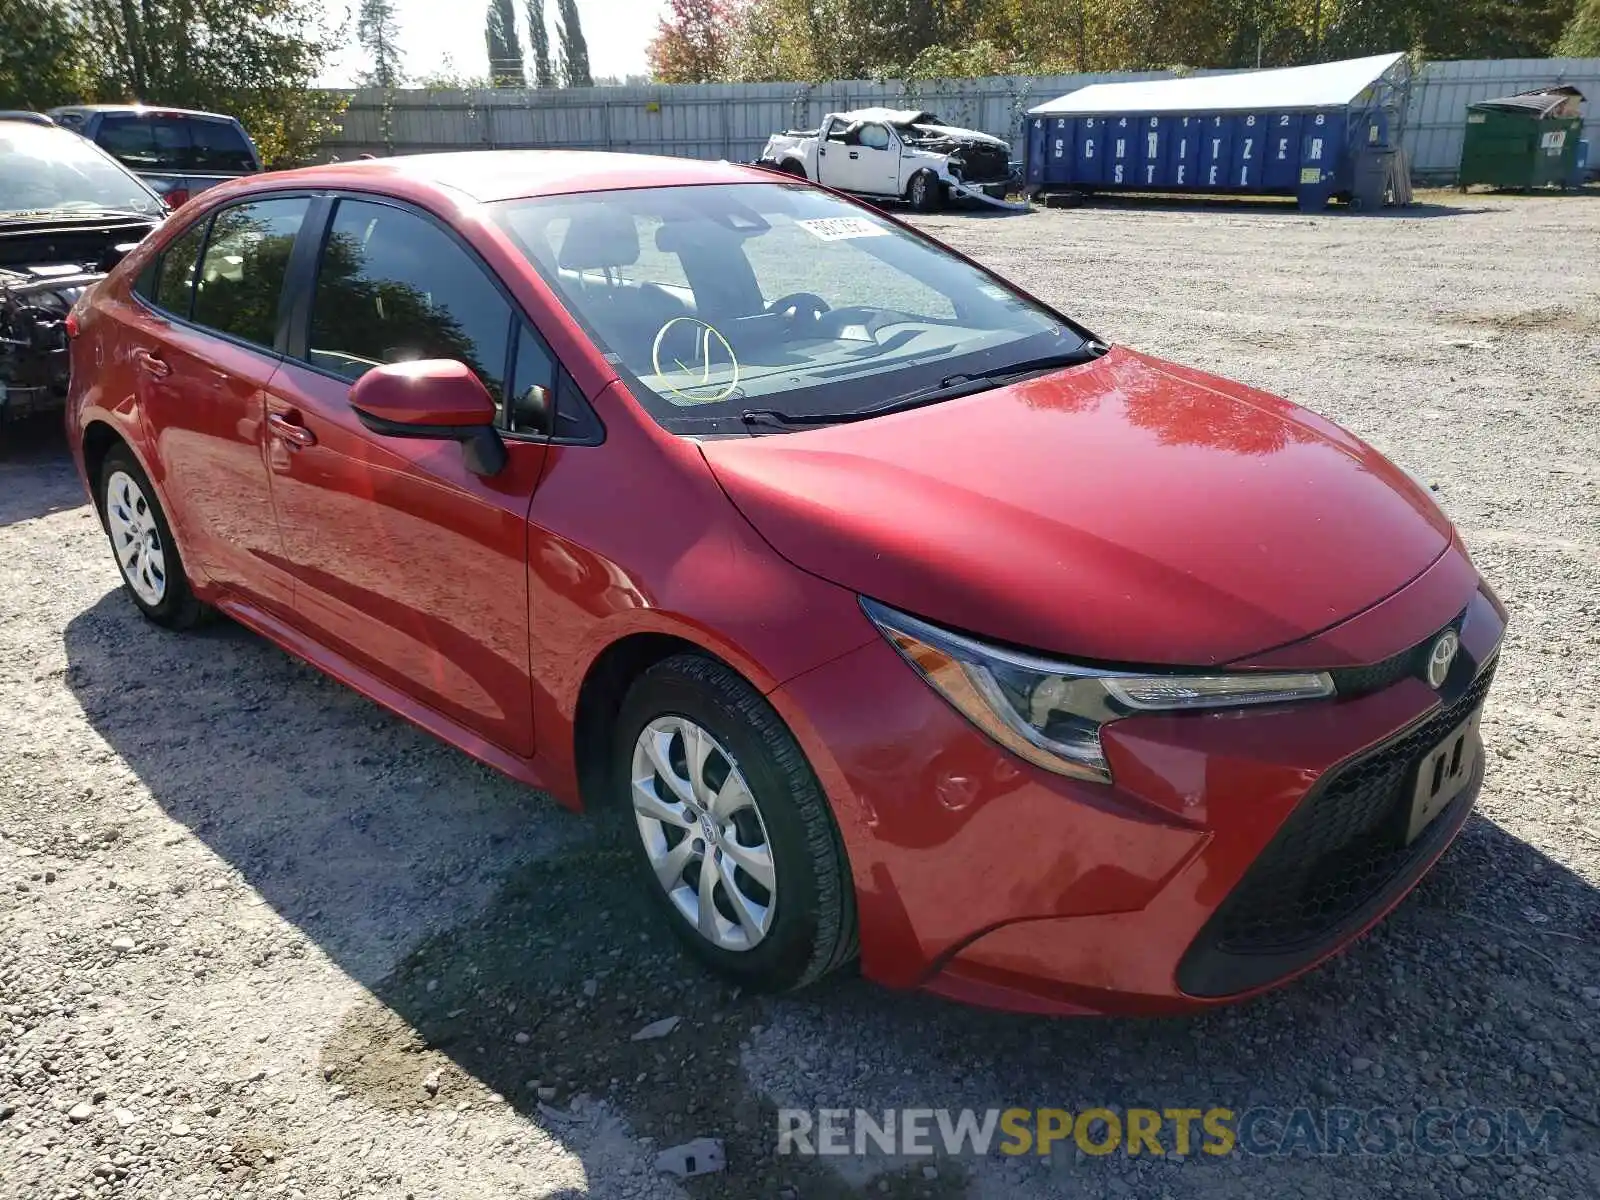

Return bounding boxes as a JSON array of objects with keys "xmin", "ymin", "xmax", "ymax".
[
  {"xmin": 901, "ymin": 149, "xmax": 955, "ymax": 182},
  {"xmin": 523, "ymin": 382, "xmax": 879, "ymax": 805}
]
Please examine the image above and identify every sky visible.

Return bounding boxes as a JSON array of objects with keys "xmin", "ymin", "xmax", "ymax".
[{"xmin": 321, "ymin": 0, "xmax": 669, "ymax": 86}]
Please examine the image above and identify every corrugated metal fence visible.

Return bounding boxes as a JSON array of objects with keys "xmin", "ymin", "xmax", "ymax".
[
  {"xmin": 1405, "ymin": 58, "xmax": 1598, "ymax": 178},
  {"xmin": 324, "ymin": 57, "xmax": 1600, "ymax": 182}
]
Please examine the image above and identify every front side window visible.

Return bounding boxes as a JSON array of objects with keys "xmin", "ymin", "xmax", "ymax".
[
  {"xmin": 508, "ymin": 323, "xmax": 601, "ymax": 441},
  {"xmin": 191, "ymin": 198, "xmax": 309, "ymax": 348},
  {"xmin": 492, "ymin": 182, "xmax": 1085, "ymax": 435},
  {"xmin": 96, "ymin": 114, "xmax": 192, "ymax": 171},
  {"xmin": 859, "ymin": 123, "xmax": 892, "ymax": 150},
  {"xmin": 306, "ymin": 199, "xmax": 511, "ymax": 404},
  {"xmin": 150, "ymin": 222, "xmax": 208, "ymax": 317}
]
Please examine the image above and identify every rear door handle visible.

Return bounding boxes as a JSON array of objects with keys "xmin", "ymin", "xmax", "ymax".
[
  {"xmin": 131, "ymin": 348, "xmax": 170, "ymax": 378},
  {"xmin": 267, "ymin": 411, "xmax": 317, "ymax": 449}
]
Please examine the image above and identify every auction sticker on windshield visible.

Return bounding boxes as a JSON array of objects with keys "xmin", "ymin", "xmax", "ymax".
[{"xmin": 797, "ymin": 217, "xmax": 891, "ymax": 241}]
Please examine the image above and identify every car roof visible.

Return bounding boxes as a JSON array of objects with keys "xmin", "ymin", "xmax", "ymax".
[
  {"xmin": 49, "ymin": 104, "xmax": 241, "ymax": 122},
  {"xmin": 256, "ymin": 150, "xmax": 773, "ymax": 204},
  {"xmin": 0, "ymin": 111, "xmax": 56, "ymax": 126}
]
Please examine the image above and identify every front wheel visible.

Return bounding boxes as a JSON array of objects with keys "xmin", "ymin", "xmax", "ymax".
[
  {"xmin": 99, "ymin": 447, "xmax": 206, "ymax": 629},
  {"xmin": 614, "ymin": 654, "xmax": 856, "ymax": 991},
  {"xmin": 908, "ymin": 170, "xmax": 942, "ymax": 213}
]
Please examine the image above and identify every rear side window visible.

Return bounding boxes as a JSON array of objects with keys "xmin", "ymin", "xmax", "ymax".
[
  {"xmin": 150, "ymin": 222, "xmax": 207, "ymax": 317},
  {"xmin": 191, "ymin": 198, "xmax": 310, "ymax": 348},
  {"xmin": 189, "ymin": 119, "xmax": 256, "ymax": 172},
  {"xmin": 306, "ymin": 199, "xmax": 512, "ymax": 404}
]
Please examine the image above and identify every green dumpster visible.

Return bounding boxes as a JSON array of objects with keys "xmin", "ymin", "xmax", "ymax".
[{"xmin": 1459, "ymin": 86, "xmax": 1584, "ymax": 190}]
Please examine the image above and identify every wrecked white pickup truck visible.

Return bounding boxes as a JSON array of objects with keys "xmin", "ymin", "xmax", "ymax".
[{"xmin": 759, "ymin": 108, "xmax": 1021, "ymax": 211}]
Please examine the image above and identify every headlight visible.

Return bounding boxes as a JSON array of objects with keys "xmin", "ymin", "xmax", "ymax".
[{"xmin": 862, "ymin": 599, "xmax": 1334, "ymax": 783}]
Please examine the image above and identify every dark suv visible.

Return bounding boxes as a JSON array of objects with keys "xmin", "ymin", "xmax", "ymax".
[{"xmin": 48, "ymin": 105, "xmax": 262, "ymax": 210}]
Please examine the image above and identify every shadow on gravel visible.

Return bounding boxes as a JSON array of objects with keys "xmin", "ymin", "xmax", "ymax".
[
  {"xmin": 0, "ymin": 418, "xmax": 82, "ymax": 526},
  {"xmin": 60, "ymin": 591, "xmax": 961, "ymax": 1199},
  {"xmin": 64, "ymin": 588, "xmax": 1600, "ymax": 1198},
  {"xmin": 1031, "ymin": 194, "xmax": 1493, "ymax": 220}
]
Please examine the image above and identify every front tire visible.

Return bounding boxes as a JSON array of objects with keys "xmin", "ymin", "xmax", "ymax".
[
  {"xmin": 614, "ymin": 653, "xmax": 856, "ymax": 992},
  {"xmin": 99, "ymin": 447, "xmax": 205, "ymax": 630},
  {"xmin": 908, "ymin": 170, "xmax": 942, "ymax": 212}
]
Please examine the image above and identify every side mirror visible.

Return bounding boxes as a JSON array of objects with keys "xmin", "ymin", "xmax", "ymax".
[{"xmin": 349, "ymin": 359, "xmax": 506, "ymax": 476}]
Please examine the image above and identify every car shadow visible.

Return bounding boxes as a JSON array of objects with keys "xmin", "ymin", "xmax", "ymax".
[
  {"xmin": 64, "ymin": 590, "xmax": 1600, "ymax": 1198},
  {"xmin": 1030, "ymin": 193, "xmax": 1494, "ymax": 220},
  {"xmin": 0, "ymin": 416, "xmax": 82, "ymax": 526}
]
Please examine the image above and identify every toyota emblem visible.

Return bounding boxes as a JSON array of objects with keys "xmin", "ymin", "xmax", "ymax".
[{"xmin": 1426, "ymin": 630, "xmax": 1460, "ymax": 689}]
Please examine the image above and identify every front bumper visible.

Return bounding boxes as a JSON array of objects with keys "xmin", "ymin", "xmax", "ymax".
[{"xmin": 767, "ymin": 563, "xmax": 1506, "ymax": 1016}]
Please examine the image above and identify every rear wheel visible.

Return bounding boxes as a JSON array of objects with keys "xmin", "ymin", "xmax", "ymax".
[
  {"xmin": 614, "ymin": 654, "xmax": 856, "ymax": 991},
  {"xmin": 99, "ymin": 447, "xmax": 205, "ymax": 630}
]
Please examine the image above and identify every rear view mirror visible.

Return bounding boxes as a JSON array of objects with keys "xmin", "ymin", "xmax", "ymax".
[{"xmin": 349, "ymin": 359, "xmax": 506, "ymax": 476}]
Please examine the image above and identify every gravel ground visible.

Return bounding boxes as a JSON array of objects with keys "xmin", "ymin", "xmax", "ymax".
[{"xmin": 2, "ymin": 190, "xmax": 1598, "ymax": 1200}]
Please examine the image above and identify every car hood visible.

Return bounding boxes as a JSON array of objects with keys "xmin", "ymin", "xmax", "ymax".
[
  {"xmin": 699, "ymin": 346, "xmax": 1453, "ymax": 666},
  {"xmin": 906, "ymin": 123, "xmax": 1011, "ymax": 148}
]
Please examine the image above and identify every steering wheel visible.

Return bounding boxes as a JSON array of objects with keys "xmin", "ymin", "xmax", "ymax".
[{"xmin": 766, "ymin": 292, "xmax": 831, "ymax": 325}]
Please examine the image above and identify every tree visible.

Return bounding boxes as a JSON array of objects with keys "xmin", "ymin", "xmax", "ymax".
[
  {"xmin": 724, "ymin": 0, "xmax": 823, "ymax": 80},
  {"xmin": 647, "ymin": 0, "xmax": 739, "ymax": 83},
  {"xmin": 713, "ymin": 0, "xmax": 1583, "ymax": 79},
  {"xmin": 555, "ymin": 0, "xmax": 593, "ymax": 86},
  {"xmin": 485, "ymin": 0, "xmax": 525, "ymax": 86},
  {"xmin": 70, "ymin": 0, "xmax": 345, "ymax": 167},
  {"xmin": 1557, "ymin": 0, "xmax": 1600, "ymax": 53},
  {"xmin": 0, "ymin": 0, "xmax": 83, "ymax": 110},
  {"xmin": 525, "ymin": 0, "xmax": 556, "ymax": 87},
  {"xmin": 356, "ymin": 0, "xmax": 404, "ymax": 88},
  {"xmin": 1319, "ymin": 0, "xmax": 1577, "ymax": 62}
]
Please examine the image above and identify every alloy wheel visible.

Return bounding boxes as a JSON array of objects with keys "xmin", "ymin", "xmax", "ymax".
[
  {"xmin": 630, "ymin": 715, "xmax": 777, "ymax": 952},
  {"xmin": 104, "ymin": 470, "xmax": 167, "ymax": 607}
]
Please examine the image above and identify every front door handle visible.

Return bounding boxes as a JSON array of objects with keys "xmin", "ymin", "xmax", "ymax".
[
  {"xmin": 267, "ymin": 411, "xmax": 317, "ymax": 449},
  {"xmin": 131, "ymin": 348, "xmax": 170, "ymax": 378},
  {"xmin": 848, "ymin": 151, "xmax": 860, "ymax": 159}
]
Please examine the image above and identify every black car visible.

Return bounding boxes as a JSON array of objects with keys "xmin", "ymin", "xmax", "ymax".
[
  {"xmin": 0, "ymin": 116, "xmax": 164, "ymax": 421},
  {"xmin": 48, "ymin": 104, "xmax": 262, "ymax": 210}
]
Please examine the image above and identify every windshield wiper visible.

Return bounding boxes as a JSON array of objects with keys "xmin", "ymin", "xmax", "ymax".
[
  {"xmin": 738, "ymin": 347, "xmax": 1105, "ymax": 431},
  {"xmin": 1, "ymin": 206, "xmax": 157, "ymax": 221}
]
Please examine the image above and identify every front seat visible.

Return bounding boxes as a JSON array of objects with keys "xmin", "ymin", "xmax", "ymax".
[{"xmin": 554, "ymin": 208, "xmax": 679, "ymax": 362}]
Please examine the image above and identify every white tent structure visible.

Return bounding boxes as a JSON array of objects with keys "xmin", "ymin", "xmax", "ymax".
[{"xmin": 1029, "ymin": 52, "xmax": 1408, "ymax": 117}]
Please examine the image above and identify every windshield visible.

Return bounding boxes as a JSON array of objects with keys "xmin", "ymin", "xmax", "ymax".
[
  {"xmin": 0, "ymin": 123, "xmax": 162, "ymax": 217},
  {"xmin": 492, "ymin": 183, "xmax": 1088, "ymax": 434}
]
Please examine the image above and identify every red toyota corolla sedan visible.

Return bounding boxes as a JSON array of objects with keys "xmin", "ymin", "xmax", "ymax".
[{"xmin": 65, "ymin": 152, "xmax": 1504, "ymax": 1015}]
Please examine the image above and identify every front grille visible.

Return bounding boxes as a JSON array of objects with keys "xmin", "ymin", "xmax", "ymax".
[
  {"xmin": 953, "ymin": 145, "xmax": 1012, "ymax": 184},
  {"xmin": 1329, "ymin": 609, "xmax": 1467, "ymax": 697},
  {"xmin": 1177, "ymin": 659, "xmax": 1496, "ymax": 996}
]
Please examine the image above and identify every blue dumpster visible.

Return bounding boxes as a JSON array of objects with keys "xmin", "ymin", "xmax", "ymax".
[
  {"xmin": 1169, "ymin": 116, "xmax": 1202, "ymax": 187},
  {"xmin": 1026, "ymin": 51, "xmax": 1410, "ymax": 210}
]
